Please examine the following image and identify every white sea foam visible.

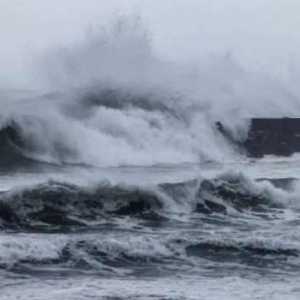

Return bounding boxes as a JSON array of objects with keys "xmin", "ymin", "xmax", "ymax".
[{"xmin": 1, "ymin": 16, "xmax": 300, "ymax": 168}]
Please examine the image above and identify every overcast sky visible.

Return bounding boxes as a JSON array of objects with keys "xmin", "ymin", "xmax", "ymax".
[{"xmin": 1, "ymin": 0, "xmax": 300, "ymax": 88}]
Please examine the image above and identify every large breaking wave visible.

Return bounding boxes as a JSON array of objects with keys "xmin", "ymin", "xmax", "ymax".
[{"xmin": 1, "ymin": 17, "xmax": 300, "ymax": 169}]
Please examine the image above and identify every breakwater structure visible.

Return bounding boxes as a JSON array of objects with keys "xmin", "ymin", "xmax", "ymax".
[{"xmin": 216, "ymin": 118, "xmax": 300, "ymax": 158}]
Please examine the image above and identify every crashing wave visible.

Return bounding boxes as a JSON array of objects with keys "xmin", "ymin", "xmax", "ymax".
[
  {"xmin": 194, "ymin": 173, "xmax": 284, "ymax": 214},
  {"xmin": 0, "ymin": 234, "xmax": 175, "ymax": 274},
  {"xmin": 0, "ymin": 172, "xmax": 291, "ymax": 231},
  {"xmin": 2, "ymin": 17, "xmax": 300, "ymax": 170},
  {"xmin": 0, "ymin": 232, "xmax": 298, "ymax": 274},
  {"xmin": 0, "ymin": 181, "xmax": 164, "ymax": 230},
  {"xmin": 0, "ymin": 121, "xmax": 35, "ymax": 169},
  {"xmin": 0, "ymin": 115, "xmax": 81, "ymax": 168}
]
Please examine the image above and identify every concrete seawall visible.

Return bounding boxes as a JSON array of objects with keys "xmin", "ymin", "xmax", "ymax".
[{"xmin": 217, "ymin": 118, "xmax": 300, "ymax": 158}]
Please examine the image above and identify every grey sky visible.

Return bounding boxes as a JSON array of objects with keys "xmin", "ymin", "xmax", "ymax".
[{"xmin": 1, "ymin": 0, "xmax": 300, "ymax": 87}]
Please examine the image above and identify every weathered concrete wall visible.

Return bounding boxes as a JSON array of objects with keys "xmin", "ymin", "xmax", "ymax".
[{"xmin": 217, "ymin": 118, "xmax": 300, "ymax": 158}]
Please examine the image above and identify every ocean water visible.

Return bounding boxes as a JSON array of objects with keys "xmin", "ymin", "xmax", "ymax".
[
  {"xmin": 1, "ymin": 17, "xmax": 300, "ymax": 300},
  {"xmin": 1, "ymin": 160, "xmax": 300, "ymax": 300}
]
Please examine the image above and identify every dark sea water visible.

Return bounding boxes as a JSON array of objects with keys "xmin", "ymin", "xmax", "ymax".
[{"xmin": 1, "ymin": 159, "xmax": 300, "ymax": 300}]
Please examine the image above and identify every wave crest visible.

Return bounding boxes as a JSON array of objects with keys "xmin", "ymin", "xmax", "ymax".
[{"xmin": 0, "ymin": 172, "xmax": 291, "ymax": 230}]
